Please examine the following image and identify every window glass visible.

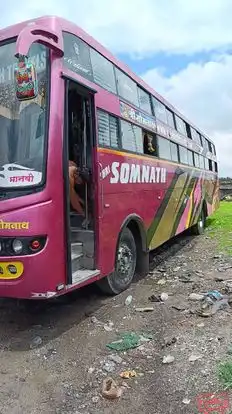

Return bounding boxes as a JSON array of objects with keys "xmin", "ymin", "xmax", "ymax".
[
  {"xmin": 175, "ymin": 116, "xmax": 187, "ymax": 136},
  {"xmin": 152, "ymin": 97, "xmax": 167, "ymax": 124},
  {"xmin": 205, "ymin": 158, "xmax": 210, "ymax": 170},
  {"xmin": 138, "ymin": 87, "xmax": 152, "ymax": 114},
  {"xmin": 208, "ymin": 159, "xmax": 213, "ymax": 171},
  {"xmin": 191, "ymin": 127, "xmax": 202, "ymax": 145},
  {"xmin": 63, "ymin": 32, "xmax": 93, "ymax": 81},
  {"xmin": 188, "ymin": 150, "xmax": 194, "ymax": 166},
  {"xmin": 97, "ymin": 110, "xmax": 119, "ymax": 148},
  {"xmin": 179, "ymin": 146, "xmax": 188, "ymax": 164},
  {"xmin": 186, "ymin": 124, "xmax": 192, "ymax": 139},
  {"xmin": 194, "ymin": 153, "xmax": 200, "ymax": 168},
  {"xmin": 143, "ymin": 132, "xmax": 157, "ymax": 156},
  {"xmin": 121, "ymin": 120, "xmax": 143, "ymax": 153},
  {"xmin": 90, "ymin": 49, "xmax": 116, "ymax": 93},
  {"xmin": 116, "ymin": 69, "xmax": 139, "ymax": 106},
  {"xmin": 207, "ymin": 140, "xmax": 213, "ymax": 153},
  {"xmin": 199, "ymin": 155, "xmax": 205, "ymax": 169},
  {"xmin": 170, "ymin": 141, "xmax": 179, "ymax": 162},
  {"xmin": 166, "ymin": 108, "xmax": 175, "ymax": 129},
  {"xmin": 214, "ymin": 162, "xmax": 218, "ymax": 173},
  {"xmin": 0, "ymin": 42, "xmax": 48, "ymax": 189},
  {"xmin": 158, "ymin": 136, "xmax": 171, "ymax": 160},
  {"xmin": 201, "ymin": 136, "xmax": 207, "ymax": 149}
]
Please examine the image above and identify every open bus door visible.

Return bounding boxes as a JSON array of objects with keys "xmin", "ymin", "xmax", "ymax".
[{"xmin": 63, "ymin": 78, "xmax": 100, "ymax": 287}]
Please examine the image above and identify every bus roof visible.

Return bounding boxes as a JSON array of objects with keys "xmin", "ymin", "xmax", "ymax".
[{"xmin": 0, "ymin": 15, "xmax": 214, "ymax": 145}]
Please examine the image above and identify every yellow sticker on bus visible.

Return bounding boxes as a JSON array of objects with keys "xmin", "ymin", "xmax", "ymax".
[{"xmin": 0, "ymin": 262, "xmax": 24, "ymax": 279}]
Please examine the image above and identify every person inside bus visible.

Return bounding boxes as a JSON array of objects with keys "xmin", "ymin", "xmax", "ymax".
[
  {"xmin": 144, "ymin": 132, "xmax": 156, "ymax": 155},
  {"xmin": 69, "ymin": 160, "xmax": 84, "ymax": 215}
]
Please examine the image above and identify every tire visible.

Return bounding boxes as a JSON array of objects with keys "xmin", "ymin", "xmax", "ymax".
[
  {"xmin": 191, "ymin": 209, "xmax": 206, "ymax": 235},
  {"xmin": 98, "ymin": 227, "xmax": 137, "ymax": 295}
]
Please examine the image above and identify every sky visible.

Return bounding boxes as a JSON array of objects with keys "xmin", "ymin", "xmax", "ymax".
[{"xmin": 1, "ymin": 0, "xmax": 232, "ymax": 177}]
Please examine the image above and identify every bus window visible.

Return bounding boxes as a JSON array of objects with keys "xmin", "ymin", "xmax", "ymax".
[
  {"xmin": 138, "ymin": 87, "xmax": 152, "ymax": 114},
  {"xmin": 191, "ymin": 128, "xmax": 202, "ymax": 146},
  {"xmin": 121, "ymin": 120, "xmax": 143, "ymax": 153},
  {"xmin": 186, "ymin": 123, "xmax": 192, "ymax": 139},
  {"xmin": 188, "ymin": 150, "xmax": 194, "ymax": 166},
  {"xmin": 179, "ymin": 146, "xmax": 188, "ymax": 164},
  {"xmin": 194, "ymin": 153, "xmax": 200, "ymax": 168},
  {"xmin": 152, "ymin": 98, "xmax": 167, "ymax": 124},
  {"xmin": 158, "ymin": 136, "xmax": 171, "ymax": 160},
  {"xmin": 175, "ymin": 116, "xmax": 187, "ymax": 136},
  {"xmin": 206, "ymin": 140, "xmax": 211, "ymax": 152},
  {"xmin": 90, "ymin": 49, "xmax": 117, "ymax": 94},
  {"xmin": 208, "ymin": 159, "xmax": 213, "ymax": 171},
  {"xmin": 201, "ymin": 136, "xmax": 208, "ymax": 149},
  {"xmin": 199, "ymin": 155, "xmax": 205, "ymax": 169},
  {"xmin": 63, "ymin": 33, "xmax": 93, "ymax": 81},
  {"xmin": 170, "ymin": 141, "xmax": 179, "ymax": 162},
  {"xmin": 143, "ymin": 132, "xmax": 157, "ymax": 156},
  {"xmin": 97, "ymin": 110, "xmax": 120, "ymax": 148},
  {"xmin": 166, "ymin": 108, "xmax": 175, "ymax": 129},
  {"xmin": 205, "ymin": 158, "xmax": 210, "ymax": 170},
  {"xmin": 115, "ymin": 68, "xmax": 139, "ymax": 107}
]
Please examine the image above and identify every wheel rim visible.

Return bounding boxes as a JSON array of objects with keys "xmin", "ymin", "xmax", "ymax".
[
  {"xmin": 199, "ymin": 219, "xmax": 203, "ymax": 228},
  {"xmin": 199, "ymin": 211, "xmax": 205, "ymax": 229},
  {"xmin": 116, "ymin": 242, "xmax": 135, "ymax": 285}
]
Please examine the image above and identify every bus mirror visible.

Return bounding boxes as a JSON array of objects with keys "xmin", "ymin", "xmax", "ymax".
[{"xmin": 14, "ymin": 55, "xmax": 38, "ymax": 101}]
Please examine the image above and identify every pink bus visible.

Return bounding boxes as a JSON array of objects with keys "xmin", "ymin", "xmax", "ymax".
[{"xmin": 0, "ymin": 16, "xmax": 219, "ymax": 299}]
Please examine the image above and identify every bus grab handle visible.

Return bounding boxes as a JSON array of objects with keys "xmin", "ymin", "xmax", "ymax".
[{"xmin": 98, "ymin": 162, "xmax": 104, "ymax": 218}]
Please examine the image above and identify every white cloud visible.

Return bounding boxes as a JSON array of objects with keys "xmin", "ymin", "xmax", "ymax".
[
  {"xmin": 1, "ymin": 0, "xmax": 232, "ymax": 57},
  {"xmin": 142, "ymin": 55, "xmax": 232, "ymax": 176}
]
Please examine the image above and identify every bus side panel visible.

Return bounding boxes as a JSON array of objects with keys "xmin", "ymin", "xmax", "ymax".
[
  {"xmin": 96, "ymin": 149, "xmax": 219, "ymax": 278},
  {"xmin": 96, "ymin": 149, "xmax": 171, "ymax": 277}
]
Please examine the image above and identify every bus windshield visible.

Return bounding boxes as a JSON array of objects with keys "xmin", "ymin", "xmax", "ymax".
[{"xmin": 0, "ymin": 41, "xmax": 48, "ymax": 190}]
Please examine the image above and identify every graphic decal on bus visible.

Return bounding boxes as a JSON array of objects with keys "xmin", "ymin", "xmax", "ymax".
[
  {"xmin": 101, "ymin": 161, "xmax": 167, "ymax": 184},
  {"xmin": 0, "ymin": 164, "xmax": 42, "ymax": 187},
  {"xmin": 147, "ymin": 168, "xmax": 219, "ymax": 250}
]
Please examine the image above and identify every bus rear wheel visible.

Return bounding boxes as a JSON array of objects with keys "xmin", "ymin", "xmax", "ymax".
[
  {"xmin": 98, "ymin": 227, "xmax": 137, "ymax": 295},
  {"xmin": 191, "ymin": 209, "xmax": 206, "ymax": 235}
]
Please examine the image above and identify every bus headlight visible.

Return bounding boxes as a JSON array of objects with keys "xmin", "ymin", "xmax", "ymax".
[{"xmin": 12, "ymin": 239, "xmax": 23, "ymax": 255}]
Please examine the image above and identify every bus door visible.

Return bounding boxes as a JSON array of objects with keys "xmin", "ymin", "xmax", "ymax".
[{"xmin": 64, "ymin": 79, "xmax": 99, "ymax": 286}]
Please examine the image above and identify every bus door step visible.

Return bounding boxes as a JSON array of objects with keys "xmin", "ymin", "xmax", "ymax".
[{"xmin": 71, "ymin": 268, "xmax": 100, "ymax": 285}]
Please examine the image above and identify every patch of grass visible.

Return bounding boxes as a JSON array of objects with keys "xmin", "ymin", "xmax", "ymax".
[
  {"xmin": 218, "ymin": 360, "xmax": 232, "ymax": 389},
  {"xmin": 207, "ymin": 202, "xmax": 232, "ymax": 255}
]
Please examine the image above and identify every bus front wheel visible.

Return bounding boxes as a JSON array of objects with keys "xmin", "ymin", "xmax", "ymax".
[{"xmin": 98, "ymin": 227, "xmax": 137, "ymax": 295}]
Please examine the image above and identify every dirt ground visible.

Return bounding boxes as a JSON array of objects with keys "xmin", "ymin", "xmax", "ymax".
[{"xmin": 1, "ymin": 227, "xmax": 232, "ymax": 414}]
